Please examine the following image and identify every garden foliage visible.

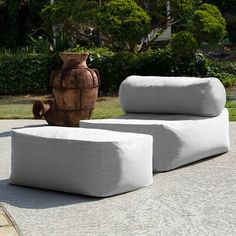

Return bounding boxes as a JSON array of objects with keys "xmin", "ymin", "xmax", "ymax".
[
  {"xmin": 0, "ymin": 52, "xmax": 60, "ymax": 95},
  {"xmin": 97, "ymin": 0, "xmax": 151, "ymax": 51},
  {"xmin": 3, "ymin": 0, "xmax": 19, "ymax": 48},
  {"xmin": 40, "ymin": 0, "xmax": 98, "ymax": 46},
  {"xmin": 1, "ymin": 0, "xmax": 49, "ymax": 48},
  {"xmin": 0, "ymin": 46, "xmax": 208, "ymax": 95},
  {"xmin": 171, "ymin": 31, "xmax": 198, "ymax": 57},
  {"xmin": 209, "ymin": 61, "xmax": 236, "ymax": 87},
  {"xmin": 192, "ymin": 3, "xmax": 226, "ymax": 43},
  {"xmin": 205, "ymin": 0, "xmax": 236, "ymax": 43},
  {"xmin": 0, "ymin": 47, "xmax": 235, "ymax": 96}
]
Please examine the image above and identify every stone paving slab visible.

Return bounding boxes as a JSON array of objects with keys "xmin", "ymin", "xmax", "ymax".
[{"xmin": 0, "ymin": 205, "xmax": 21, "ymax": 236}]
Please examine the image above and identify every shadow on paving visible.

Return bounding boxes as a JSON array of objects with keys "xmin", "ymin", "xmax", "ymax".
[
  {"xmin": 0, "ymin": 124, "xmax": 48, "ymax": 138},
  {"xmin": 0, "ymin": 153, "xmax": 224, "ymax": 210},
  {"xmin": 0, "ymin": 179, "xmax": 100, "ymax": 209},
  {"xmin": 0, "ymin": 131, "xmax": 11, "ymax": 138}
]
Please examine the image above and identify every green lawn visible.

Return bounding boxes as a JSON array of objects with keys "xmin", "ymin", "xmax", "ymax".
[
  {"xmin": 226, "ymin": 101, "xmax": 236, "ymax": 121},
  {"xmin": 0, "ymin": 96, "xmax": 124, "ymax": 119},
  {"xmin": 0, "ymin": 95, "xmax": 235, "ymax": 121}
]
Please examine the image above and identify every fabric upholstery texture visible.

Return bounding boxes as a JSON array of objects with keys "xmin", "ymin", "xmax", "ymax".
[
  {"xmin": 80, "ymin": 108, "xmax": 230, "ymax": 172},
  {"xmin": 10, "ymin": 127, "xmax": 153, "ymax": 197},
  {"xmin": 119, "ymin": 76, "xmax": 226, "ymax": 117}
]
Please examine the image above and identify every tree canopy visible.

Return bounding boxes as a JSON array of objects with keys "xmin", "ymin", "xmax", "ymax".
[
  {"xmin": 97, "ymin": 0, "xmax": 151, "ymax": 51},
  {"xmin": 41, "ymin": 0, "xmax": 98, "ymax": 46},
  {"xmin": 0, "ymin": 0, "xmax": 49, "ymax": 48},
  {"xmin": 0, "ymin": 0, "xmax": 232, "ymax": 50},
  {"xmin": 204, "ymin": 0, "xmax": 236, "ymax": 42},
  {"xmin": 191, "ymin": 3, "xmax": 226, "ymax": 43}
]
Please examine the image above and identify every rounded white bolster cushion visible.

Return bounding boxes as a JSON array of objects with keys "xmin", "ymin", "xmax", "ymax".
[{"xmin": 119, "ymin": 76, "xmax": 226, "ymax": 117}]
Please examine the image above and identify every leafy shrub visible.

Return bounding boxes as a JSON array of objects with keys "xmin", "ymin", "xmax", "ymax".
[
  {"xmin": 97, "ymin": 0, "xmax": 151, "ymax": 51},
  {"xmin": 67, "ymin": 46, "xmax": 115, "ymax": 64},
  {"xmin": 192, "ymin": 4, "xmax": 226, "ymax": 43},
  {"xmin": 212, "ymin": 73, "xmax": 236, "ymax": 87},
  {"xmin": 171, "ymin": 31, "xmax": 198, "ymax": 57},
  {"xmin": 29, "ymin": 32, "xmax": 71, "ymax": 54},
  {"xmin": 0, "ymin": 52, "xmax": 60, "ymax": 95},
  {"xmin": 210, "ymin": 61, "xmax": 236, "ymax": 75},
  {"xmin": 209, "ymin": 61, "xmax": 236, "ymax": 86},
  {"xmin": 132, "ymin": 46, "xmax": 209, "ymax": 78},
  {"xmin": 28, "ymin": 36, "xmax": 52, "ymax": 54},
  {"xmin": 198, "ymin": 3, "xmax": 226, "ymax": 26},
  {"xmin": 171, "ymin": 50, "xmax": 210, "ymax": 77},
  {"xmin": 91, "ymin": 51, "xmax": 136, "ymax": 95},
  {"xmin": 132, "ymin": 47, "xmax": 173, "ymax": 76}
]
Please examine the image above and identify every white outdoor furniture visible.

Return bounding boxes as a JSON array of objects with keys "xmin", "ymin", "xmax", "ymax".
[
  {"xmin": 10, "ymin": 127, "xmax": 153, "ymax": 197},
  {"xmin": 81, "ymin": 76, "xmax": 230, "ymax": 172}
]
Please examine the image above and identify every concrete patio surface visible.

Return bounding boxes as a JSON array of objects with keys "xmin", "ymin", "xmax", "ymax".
[{"xmin": 0, "ymin": 120, "xmax": 236, "ymax": 236}]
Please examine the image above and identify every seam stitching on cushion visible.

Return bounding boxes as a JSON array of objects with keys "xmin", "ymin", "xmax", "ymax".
[{"xmin": 99, "ymin": 142, "xmax": 102, "ymax": 196}]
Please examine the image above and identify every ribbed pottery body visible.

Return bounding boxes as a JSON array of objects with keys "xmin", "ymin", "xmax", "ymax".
[{"xmin": 49, "ymin": 52, "xmax": 99, "ymax": 126}]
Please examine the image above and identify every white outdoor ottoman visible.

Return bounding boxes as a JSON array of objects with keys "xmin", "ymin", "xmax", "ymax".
[{"xmin": 10, "ymin": 127, "xmax": 153, "ymax": 197}]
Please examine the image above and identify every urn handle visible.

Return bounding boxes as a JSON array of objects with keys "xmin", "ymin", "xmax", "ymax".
[{"xmin": 93, "ymin": 69, "xmax": 101, "ymax": 85}]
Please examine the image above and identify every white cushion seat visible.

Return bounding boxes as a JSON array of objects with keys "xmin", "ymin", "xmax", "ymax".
[
  {"xmin": 10, "ymin": 127, "xmax": 153, "ymax": 197},
  {"xmin": 80, "ymin": 110, "xmax": 230, "ymax": 172}
]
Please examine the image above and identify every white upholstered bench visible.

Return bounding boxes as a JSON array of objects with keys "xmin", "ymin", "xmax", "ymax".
[{"xmin": 10, "ymin": 127, "xmax": 153, "ymax": 197}]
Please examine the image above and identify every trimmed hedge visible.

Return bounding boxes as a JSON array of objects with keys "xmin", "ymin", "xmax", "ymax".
[
  {"xmin": 88, "ymin": 47, "xmax": 210, "ymax": 94},
  {"xmin": 0, "ymin": 48, "xmax": 235, "ymax": 96},
  {"xmin": 90, "ymin": 51, "xmax": 136, "ymax": 95},
  {"xmin": 0, "ymin": 53, "xmax": 60, "ymax": 95}
]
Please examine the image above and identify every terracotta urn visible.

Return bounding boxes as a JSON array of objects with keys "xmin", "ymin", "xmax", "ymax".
[{"xmin": 33, "ymin": 52, "xmax": 100, "ymax": 126}]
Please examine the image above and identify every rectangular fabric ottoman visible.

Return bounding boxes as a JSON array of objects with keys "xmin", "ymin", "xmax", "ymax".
[
  {"xmin": 10, "ymin": 127, "xmax": 153, "ymax": 197},
  {"xmin": 80, "ymin": 109, "xmax": 230, "ymax": 172}
]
